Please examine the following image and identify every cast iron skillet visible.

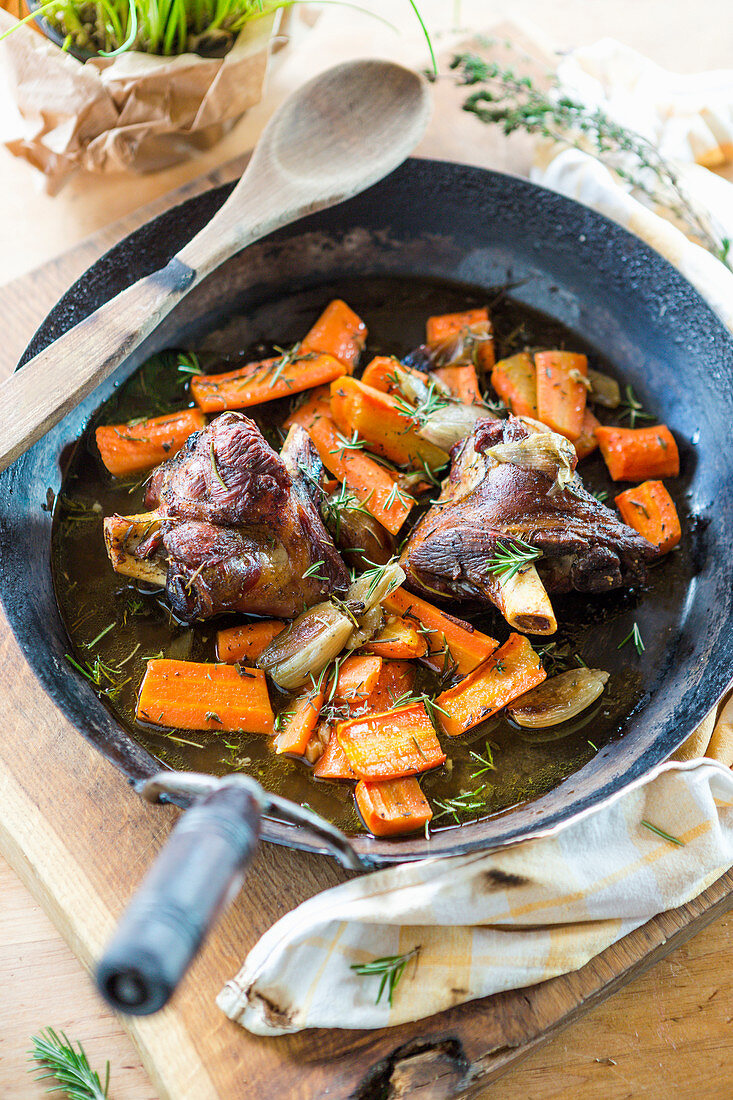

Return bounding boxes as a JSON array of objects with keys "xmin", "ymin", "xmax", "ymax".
[{"xmin": 2, "ymin": 159, "xmax": 733, "ymax": 1007}]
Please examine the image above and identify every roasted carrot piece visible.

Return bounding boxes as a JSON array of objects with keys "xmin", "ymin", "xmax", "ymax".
[
  {"xmin": 361, "ymin": 660, "xmax": 416, "ymax": 712},
  {"xmin": 433, "ymin": 364, "xmax": 482, "ymax": 405},
  {"xmin": 274, "ymin": 687, "xmax": 326, "ymax": 755},
  {"xmin": 535, "ymin": 351, "xmax": 588, "ymax": 441},
  {"xmin": 362, "ymin": 615, "xmax": 428, "ymax": 660},
  {"xmin": 190, "ymin": 352, "xmax": 345, "ymax": 412},
  {"xmin": 574, "ymin": 407, "xmax": 601, "ymax": 460},
  {"xmin": 313, "ymin": 726, "xmax": 357, "ymax": 779},
  {"xmin": 615, "ymin": 480, "xmax": 681, "ymax": 554},
  {"xmin": 426, "ymin": 308, "xmax": 495, "ymax": 370},
  {"xmin": 436, "ymin": 634, "xmax": 546, "ymax": 737},
  {"xmin": 95, "ymin": 409, "xmax": 206, "ymax": 477},
  {"xmin": 332, "ymin": 655, "xmax": 383, "ymax": 707},
  {"xmin": 136, "ymin": 660, "xmax": 275, "ymax": 734},
  {"xmin": 355, "ymin": 777, "xmax": 432, "ymax": 836},
  {"xmin": 360, "ymin": 355, "xmax": 410, "ymax": 392},
  {"xmin": 383, "ymin": 588, "xmax": 498, "ymax": 676},
  {"xmin": 329, "ymin": 376, "xmax": 448, "ymax": 470},
  {"xmin": 490, "ymin": 353, "xmax": 538, "ymax": 417},
  {"xmin": 216, "ymin": 620, "xmax": 286, "ymax": 663},
  {"xmin": 595, "ymin": 424, "xmax": 679, "ymax": 481},
  {"xmin": 336, "ymin": 703, "xmax": 445, "ymax": 781},
  {"xmin": 287, "ymin": 395, "xmax": 413, "ymax": 535},
  {"xmin": 301, "ymin": 299, "xmax": 367, "ymax": 372}
]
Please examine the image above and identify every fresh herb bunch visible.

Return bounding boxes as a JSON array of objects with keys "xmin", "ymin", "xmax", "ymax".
[
  {"xmin": 29, "ymin": 1028, "xmax": 110, "ymax": 1100},
  {"xmin": 10, "ymin": 0, "xmax": 434, "ymax": 64},
  {"xmin": 450, "ymin": 48, "xmax": 732, "ymax": 271}
]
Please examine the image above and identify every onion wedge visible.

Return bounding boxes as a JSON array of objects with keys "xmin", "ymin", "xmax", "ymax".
[
  {"xmin": 258, "ymin": 562, "xmax": 404, "ymax": 690},
  {"xmin": 507, "ymin": 668, "xmax": 609, "ymax": 727}
]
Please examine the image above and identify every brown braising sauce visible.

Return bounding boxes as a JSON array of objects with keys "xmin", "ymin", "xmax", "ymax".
[{"xmin": 52, "ymin": 276, "xmax": 687, "ymax": 836}]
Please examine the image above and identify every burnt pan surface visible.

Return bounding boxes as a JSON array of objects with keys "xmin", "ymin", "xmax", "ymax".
[{"xmin": 2, "ymin": 159, "xmax": 733, "ymax": 863}]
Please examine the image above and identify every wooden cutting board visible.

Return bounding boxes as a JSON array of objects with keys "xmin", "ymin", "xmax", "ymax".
[{"xmin": 1, "ymin": 30, "xmax": 733, "ymax": 1100}]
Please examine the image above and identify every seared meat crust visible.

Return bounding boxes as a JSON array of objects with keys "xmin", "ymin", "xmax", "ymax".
[
  {"xmin": 143, "ymin": 413, "xmax": 348, "ymax": 621},
  {"xmin": 401, "ymin": 416, "xmax": 656, "ymax": 606}
]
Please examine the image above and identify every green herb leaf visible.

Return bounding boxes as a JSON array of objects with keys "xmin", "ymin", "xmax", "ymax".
[
  {"xmin": 28, "ymin": 1028, "xmax": 110, "ymax": 1100},
  {"xmin": 617, "ymin": 622, "xmax": 645, "ymax": 655},
  {"xmin": 350, "ymin": 946, "xmax": 421, "ymax": 1006},
  {"xmin": 640, "ymin": 819, "xmax": 685, "ymax": 846},
  {"xmin": 486, "ymin": 538, "xmax": 542, "ymax": 582}
]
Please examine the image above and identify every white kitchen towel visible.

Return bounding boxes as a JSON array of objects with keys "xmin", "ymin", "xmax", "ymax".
[
  {"xmin": 219, "ymin": 758, "xmax": 733, "ymax": 1033},
  {"xmin": 532, "ymin": 39, "xmax": 733, "ymax": 331},
  {"xmin": 218, "ymin": 29, "xmax": 733, "ymax": 1034}
]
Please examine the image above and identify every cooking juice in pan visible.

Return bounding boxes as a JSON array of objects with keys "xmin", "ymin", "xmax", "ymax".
[{"xmin": 51, "ymin": 276, "xmax": 688, "ymax": 836}]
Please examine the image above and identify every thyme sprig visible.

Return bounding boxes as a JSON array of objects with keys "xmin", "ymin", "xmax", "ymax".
[
  {"xmin": 28, "ymin": 1028, "xmax": 110, "ymax": 1100},
  {"xmin": 451, "ymin": 49, "xmax": 732, "ymax": 270},
  {"xmin": 350, "ymin": 946, "xmax": 421, "ymax": 1006},
  {"xmin": 486, "ymin": 538, "xmax": 542, "ymax": 582}
]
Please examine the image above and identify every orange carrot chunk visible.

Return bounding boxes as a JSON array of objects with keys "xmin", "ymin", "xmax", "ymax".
[
  {"xmin": 436, "ymin": 634, "xmax": 546, "ymax": 737},
  {"xmin": 491, "ymin": 353, "xmax": 538, "ymax": 417},
  {"xmin": 360, "ymin": 356, "xmax": 412, "ymax": 393},
  {"xmin": 337, "ymin": 703, "xmax": 445, "ymax": 781},
  {"xmin": 216, "ymin": 620, "xmax": 286, "ymax": 663},
  {"xmin": 190, "ymin": 352, "xmax": 345, "ymax": 412},
  {"xmin": 535, "ymin": 351, "xmax": 588, "ymax": 441},
  {"xmin": 287, "ymin": 395, "xmax": 413, "ymax": 535},
  {"xmin": 332, "ymin": 655, "xmax": 383, "ymax": 708},
  {"xmin": 355, "ymin": 777, "xmax": 433, "ymax": 837},
  {"xmin": 362, "ymin": 616, "xmax": 428, "ymax": 660},
  {"xmin": 595, "ymin": 424, "xmax": 679, "ymax": 481},
  {"xmin": 136, "ymin": 660, "xmax": 274, "ymax": 734},
  {"xmin": 274, "ymin": 688, "xmax": 326, "ymax": 755},
  {"xmin": 574, "ymin": 407, "xmax": 601, "ymax": 460},
  {"xmin": 313, "ymin": 726, "xmax": 357, "ymax": 779},
  {"xmin": 301, "ymin": 299, "xmax": 367, "ymax": 372},
  {"xmin": 615, "ymin": 480, "xmax": 681, "ymax": 554},
  {"xmin": 426, "ymin": 308, "xmax": 495, "ymax": 370},
  {"xmin": 382, "ymin": 588, "xmax": 498, "ymax": 676},
  {"xmin": 361, "ymin": 660, "xmax": 416, "ymax": 713},
  {"xmin": 433, "ymin": 364, "xmax": 482, "ymax": 405},
  {"xmin": 95, "ymin": 409, "xmax": 206, "ymax": 478},
  {"xmin": 329, "ymin": 377, "xmax": 448, "ymax": 470}
]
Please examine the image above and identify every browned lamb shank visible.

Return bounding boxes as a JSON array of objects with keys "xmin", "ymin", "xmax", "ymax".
[
  {"xmin": 400, "ymin": 415, "xmax": 657, "ymax": 635},
  {"xmin": 122, "ymin": 412, "xmax": 349, "ymax": 622}
]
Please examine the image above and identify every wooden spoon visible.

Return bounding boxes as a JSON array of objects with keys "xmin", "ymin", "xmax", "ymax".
[{"xmin": 0, "ymin": 59, "xmax": 432, "ymax": 472}]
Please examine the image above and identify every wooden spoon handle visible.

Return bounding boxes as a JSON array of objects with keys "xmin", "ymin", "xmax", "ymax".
[{"xmin": 0, "ymin": 258, "xmax": 195, "ymax": 472}]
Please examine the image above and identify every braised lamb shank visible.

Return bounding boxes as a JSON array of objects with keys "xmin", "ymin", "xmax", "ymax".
[
  {"xmin": 107, "ymin": 413, "xmax": 349, "ymax": 622},
  {"xmin": 401, "ymin": 416, "xmax": 656, "ymax": 634}
]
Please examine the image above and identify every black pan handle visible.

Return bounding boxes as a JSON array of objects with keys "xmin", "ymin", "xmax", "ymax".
[{"xmin": 96, "ymin": 783, "xmax": 261, "ymax": 1015}]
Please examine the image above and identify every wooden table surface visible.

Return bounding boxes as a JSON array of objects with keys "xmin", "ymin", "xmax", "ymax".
[{"xmin": 1, "ymin": 2, "xmax": 733, "ymax": 1097}]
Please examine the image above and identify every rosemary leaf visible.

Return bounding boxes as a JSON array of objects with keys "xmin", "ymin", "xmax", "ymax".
[
  {"xmin": 28, "ymin": 1028, "xmax": 110, "ymax": 1100},
  {"xmin": 640, "ymin": 820, "xmax": 685, "ymax": 847}
]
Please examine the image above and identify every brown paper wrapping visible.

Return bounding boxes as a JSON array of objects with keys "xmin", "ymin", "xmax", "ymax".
[{"xmin": 0, "ymin": 9, "xmax": 276, "ymax": 192}]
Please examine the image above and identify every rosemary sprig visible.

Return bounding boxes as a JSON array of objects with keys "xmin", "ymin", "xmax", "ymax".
[
  {"xmin": 350, "ymin": 945, "xmax": 421, "ymax": 1006},
  {"xmin": 28, "ymin": 1028, "xmax": 110, "ymax": 1100},
  {"xmin": 177, "ymin": 351, "xmax": 202, "ymax": 376},
  {"xmin": 391, "ymin": 377, "xmax": 451, "ymax": 428},
  {"xmin": 617, "ymin": 384, "xmax": 656, "ymax": 428},
  {"xmin": 486, "ymin": 538, "xmax": 542, "ymax": 582},
  {"xmin": 468, "ymin": 741, "xmax": 496, "ymax": 779},
  {"xmin": 590, "ymin": 488, "xmax": 609, "ymax": 503},
  {"xmin": 451, "ymin": 50, "xmax": 732, "ymax": 270},
  {"xmin": 433, "ymin": 785, "xmax": 491, "ymax": 823},
  {"xmin": 303, "ymin": 559, "xmax": 328, "ymax": 582},
  {"xmin": 640, "ymin": 820, "xmax": 685, "ymax": 847},
  {"xmin": 330, "ymin": 430, "xmax": 368, "ymax": 459},
  {"xmin": 322, "ymin": 482, "xmax": 373, "ymax": 539},
  {"xmin": 617, "ymin": 622, "xmax": 645, "ymax": 655}
]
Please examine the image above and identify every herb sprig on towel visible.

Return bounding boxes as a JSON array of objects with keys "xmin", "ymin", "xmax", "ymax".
[{"xmin": 449, "ymin": 46, "xmax": 732, "ymax": 271}]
